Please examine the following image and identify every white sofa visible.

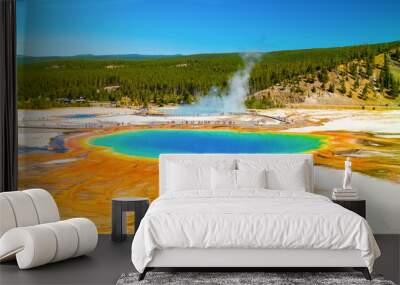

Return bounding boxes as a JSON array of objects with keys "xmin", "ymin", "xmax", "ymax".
[{"xmin": 0, "ymin": 189, "xmax": 98, "ymax": 269}]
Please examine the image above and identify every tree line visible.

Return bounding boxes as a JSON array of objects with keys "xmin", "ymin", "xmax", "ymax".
[{"xmin": 17, "ymin": 41, "xmax": 400, "ymax": 109}]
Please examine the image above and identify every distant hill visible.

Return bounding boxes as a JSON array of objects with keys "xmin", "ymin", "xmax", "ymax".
[
  {"xmin": 247, "ymin": 45, "xmax": 400, "ymax": 108},
  {"xmin": 17, "ymin": 53, "xmax": 183, "ymax": 64}
]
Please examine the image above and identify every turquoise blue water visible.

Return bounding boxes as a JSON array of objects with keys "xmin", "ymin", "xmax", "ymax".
[
  {"xmin": 89, "ymin": 129, "xmax": 325, "ymax": 158},
  {"xmin": 63, "ymin": 114, "xmax": 97, "ymax": 119}
]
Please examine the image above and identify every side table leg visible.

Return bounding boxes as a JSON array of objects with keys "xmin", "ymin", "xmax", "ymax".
[
  {"xmin": 134, "ymin": 202, "xmax": 149, "ymax": 234},
  {"xmin": 112, "ymin": 203, "xmax": 125, "ymax": 241}
]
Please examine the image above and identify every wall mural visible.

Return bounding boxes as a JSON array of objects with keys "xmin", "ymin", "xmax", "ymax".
[{"xmin": 17, "ymin": 0, "xmax": 400, "ymax": 233}]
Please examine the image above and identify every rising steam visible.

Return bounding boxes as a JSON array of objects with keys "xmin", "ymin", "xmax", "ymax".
[{"xmin": 168, "ymin": 53, "xmax": 262, "ymax": 116}]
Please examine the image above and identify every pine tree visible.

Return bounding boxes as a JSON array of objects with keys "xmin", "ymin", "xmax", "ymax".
[
  {"xmin": 394, "ymin": 49, "xmax": 400, "ymax": 61},
  {"xmin": 366, "ymin": 52, "xmax": 375, "ymax": 77},
  {"xmin": 318, "ymin": 68, "xmax": 329, "ymax": 83},
  {"xmin": 366, "ymin": 61, "xmax": 373, "ymax": 77},
  {"xmin": 349, "ymin": 63, "xmax": 357, "ymax": 77},
  {"xmin": 339, "ymin": 80, "xmax": 347, "ymax": 94},
  {"xmin": 142, "ymin": 99, "xmax": 149, "ymax": 109},
  {"xmin": 391, "ymin": 80, "xmax": 399, "ymax": 98},
  {"xmin": 354, "ymin": 77, "xmax": 360, "ymax": 89},
  {"xmin": 379, "ymin": 54, "xmax": 391, "ymax": 89},
  {"xmin": 328, "ymin": 83, "xmax": 335, "ymax": 93},
  {"xmin": 347, "ymin": 90, "xmax": 352, "ymax": 98},
  {"xmin": 360, "ymin": 84, "xmax": 369, "ymax": 100}
]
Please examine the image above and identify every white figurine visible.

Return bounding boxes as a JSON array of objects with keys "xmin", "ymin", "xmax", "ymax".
[{"xmin": 342, "ymin": 157, "xmax": 352, "ymax": 190}]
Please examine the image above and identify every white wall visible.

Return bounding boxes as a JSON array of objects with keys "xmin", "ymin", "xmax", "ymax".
[{"xmin": 314, "ymin": 166, "xmax": 400, "ymax": 234}]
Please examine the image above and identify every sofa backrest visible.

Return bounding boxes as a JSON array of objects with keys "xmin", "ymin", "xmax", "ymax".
[
  {"xmin": 0, "ymin": 189, "xmax": 60, "ymax": 237},
  {"xmin": 159, "ymin": 154, "xmax": 314, "ymax": 195}
]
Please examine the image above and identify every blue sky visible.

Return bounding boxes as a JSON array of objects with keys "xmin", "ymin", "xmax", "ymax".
[{"xmin": 17, "ymin": 0, "xmax": 400, "ymax": 56}]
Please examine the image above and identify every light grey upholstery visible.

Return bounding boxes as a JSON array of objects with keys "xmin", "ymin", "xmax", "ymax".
[{"xmin": 0, "ymin": 189, "xmax": 97, "ymax": 269}]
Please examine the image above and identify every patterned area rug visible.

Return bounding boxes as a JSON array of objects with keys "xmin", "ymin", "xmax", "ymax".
[{"xmin": 116, "ymin": 272, "xmax": 395, "ymax": 285}]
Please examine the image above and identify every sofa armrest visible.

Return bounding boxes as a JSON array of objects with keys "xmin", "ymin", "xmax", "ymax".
[
  {"xmin": 0, "ymin": 218, "xmax": 98, "ymax": 269},
  {"xmin": 0, "ymin": 226, "xmax": 57, "ymax": 269}
]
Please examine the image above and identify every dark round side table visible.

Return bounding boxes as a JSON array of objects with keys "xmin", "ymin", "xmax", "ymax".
[{"xmin": 111, "ymin": 197, "xmax": 149, "ymax": 242}]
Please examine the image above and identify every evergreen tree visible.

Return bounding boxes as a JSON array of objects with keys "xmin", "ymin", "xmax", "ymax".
[
  {"xmin": 359, "ymin": 84, "xmax": 369, "ymax": 100},
  {"xmin": 318, "ymin": 68, "xmax": 329, "ymax": 83},
  {"xmin": 366, "ymin": 52, "xmax": 375, "ymax": 77},
  {"xmin": 347, "ymin": 90, "xmax": 352, "ymax": 98},
  {"xmin": 394, "ymin": 49, "xmax": 400, "ymax": 61},
  {"xmin": 379, "ymin": 54, "xmax": 391, "ymax": 89},
  {"xmin": 328, "ymin": 83, "xmax": 335, "ymax": 93},
  {"xmin": 354, "ymin": 77, "xmax": 360, "ymax": 89},
  {"xmin": 349, "ymin": 63, "xmax": 357, "ymax": 77},
  {"xmin": 391, "ymin": 80, "xmax": 399, "ymax": 98},
  {"xmin": 339, "ymin": 80, "xmax": 347, "ymax": 94},
  {"xmin": 366, "ymin": 61, "xmax": 373, "ymax": 77}
]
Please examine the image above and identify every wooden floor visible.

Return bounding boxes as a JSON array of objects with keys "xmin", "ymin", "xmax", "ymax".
[{"xmin": 0, "ymin": 235, "xmax": 399, "ymax": 285}]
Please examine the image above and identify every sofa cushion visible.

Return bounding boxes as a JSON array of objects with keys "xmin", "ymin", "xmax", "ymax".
[
  {"xmin": 24, "ymin": 189, "xmax": 60, "ymax": 224},
  {"xmin": 0, "ymin": 192, "xmax": 39, "ymax": 227},
  {"xmin": 0, "ymin": 196, "xmax": 17, "ymax": 237}
]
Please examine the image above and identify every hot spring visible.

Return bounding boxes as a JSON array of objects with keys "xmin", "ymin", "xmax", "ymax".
[
  {"xmin": 62, "ymin": 114, "xmax": 98, "ymax": 119},
  {"xmin": 89, "ymin": 129, "xmax": 326, "ymax": 158},
  {"xmin": 164, "ymin": 53, "xmax": 261, "ymax": 116}
]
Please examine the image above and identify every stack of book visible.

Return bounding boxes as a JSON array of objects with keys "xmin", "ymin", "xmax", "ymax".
[{"xmin": 332, "ymin": 188, "xmax": 358, "ymax": 200}]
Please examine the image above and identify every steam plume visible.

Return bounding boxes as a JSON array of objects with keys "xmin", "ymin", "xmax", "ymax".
[{"xmin": 168, "ymin": 53, "xmax": 261, "ymax": 116}]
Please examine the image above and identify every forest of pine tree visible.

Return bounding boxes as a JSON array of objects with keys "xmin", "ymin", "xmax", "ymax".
[{"xmin": 17, "ymin": 41, "xmax": 400, "ymax": 109}]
